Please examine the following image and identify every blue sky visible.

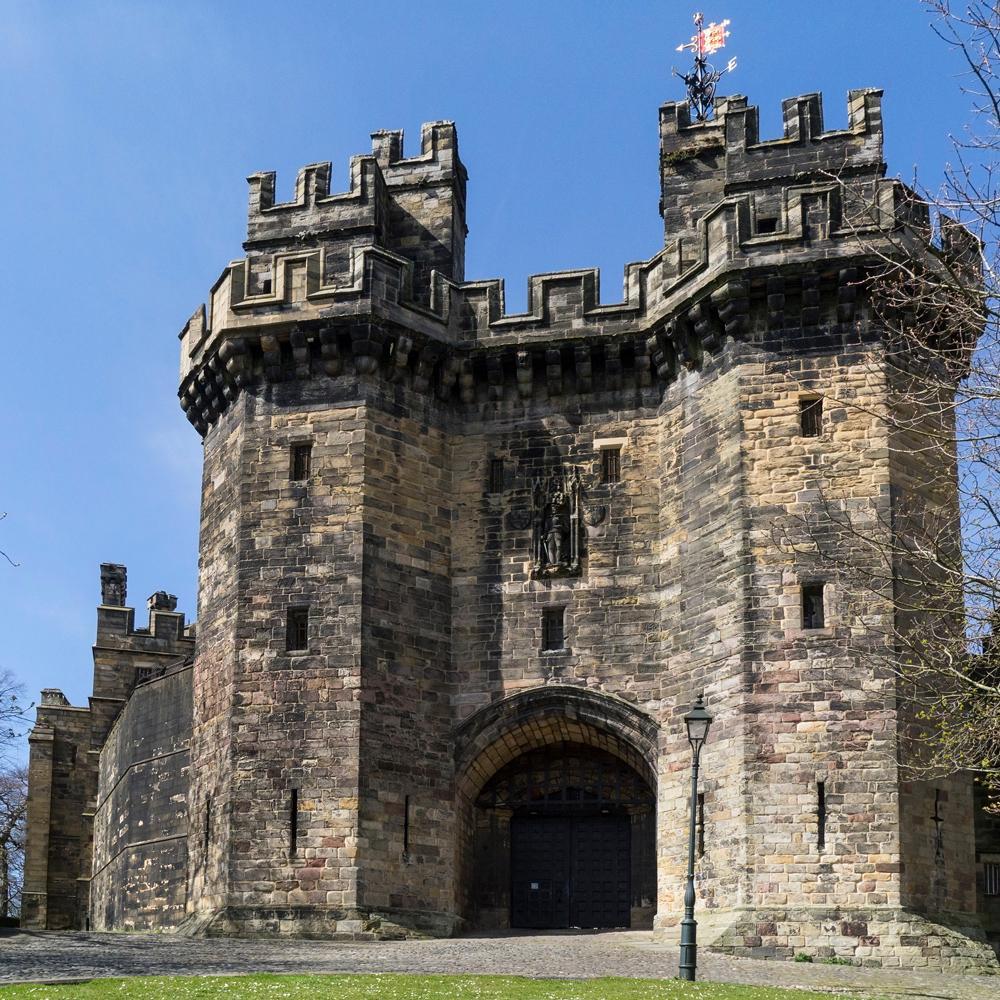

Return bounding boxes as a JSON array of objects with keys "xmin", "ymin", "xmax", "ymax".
[{"xmin": 0, "ymin": 1, "xmax": 974, "ymax": 734}]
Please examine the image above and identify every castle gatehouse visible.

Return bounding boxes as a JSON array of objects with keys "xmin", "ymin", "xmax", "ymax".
[{"xmin": 22, "ymin": 89, "xmax": 1000, "ymax": 967}]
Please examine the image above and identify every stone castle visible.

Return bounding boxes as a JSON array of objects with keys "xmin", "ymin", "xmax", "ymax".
[{"xmin": 22, "ymin": 88, "xmax": 1000, "ymax": 967}]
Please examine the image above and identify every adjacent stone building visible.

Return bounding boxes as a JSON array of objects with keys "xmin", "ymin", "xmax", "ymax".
[{"xmin": 23, "ymin": 88, "xmax": 1000, "ymax": 967}]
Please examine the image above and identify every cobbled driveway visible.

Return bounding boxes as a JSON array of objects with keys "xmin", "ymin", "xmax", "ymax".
[{"xmin": 0, "ymin": 929, "xmax": 997, "ymax": 999}]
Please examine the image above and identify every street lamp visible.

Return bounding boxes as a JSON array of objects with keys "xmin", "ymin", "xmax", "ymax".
[{"xmin": 679, "ymin": 692, "xmax": 713, "ymax": 982}]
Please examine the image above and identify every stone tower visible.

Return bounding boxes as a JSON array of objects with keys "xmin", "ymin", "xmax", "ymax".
[{"xmin": 23, "ymin": 88, "xmax": 1000, "ymax": 966}]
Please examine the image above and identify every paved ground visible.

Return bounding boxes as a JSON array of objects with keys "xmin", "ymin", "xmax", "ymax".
[{"xmin": 0, "ymin": 929, "xmax": 997, "ymax": 999}]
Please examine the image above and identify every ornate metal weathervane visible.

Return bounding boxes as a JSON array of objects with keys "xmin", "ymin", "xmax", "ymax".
[{"xmin": 674, "ymin": 12, "xmax": 737, "ymax": 122}]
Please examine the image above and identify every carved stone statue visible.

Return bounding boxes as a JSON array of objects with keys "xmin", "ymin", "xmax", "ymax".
[
  {"xmin": 531, "ymin": 469, "xmax": 582, "ymax": 577},
  {"xmin": 100, "ymin": 563, "xmax": 127, "ymax": 607}
]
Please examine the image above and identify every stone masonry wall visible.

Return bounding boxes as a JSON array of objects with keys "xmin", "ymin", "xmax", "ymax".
[
  {"xmin": 446, "ymin": 350, "xmax": 752, "ymax": 929},
  {"xmin": 734, "ymin": 332, "xmax": 902, "ymax": 956},
  {"xmin": 189, "ymin": 381, "xmax": 368, "ymax": 936},
  {"xmin": 886, "ymin": 365, "xmax": 986, "ymax": 953},
  {"xmin": 186, "ymin": 398, "xmax": 247, "ymax": 918},
  {"xmin": 23, "ymin": 586, "xmax": 193, "ymax": 931},
  {"xmin": 356, "ymin": 396, "xmax": 455, "ymax": 927},
  {"xmin": 974, "ymin": 783, "xmax": 1000, "ymax": 948},
  {"xmin": 90, "ymin": 664, "xmax": 192, "ymax": 930},
  {"xmin": 22, "ymin": 698, "xmax": 93, "ymax": 929}
]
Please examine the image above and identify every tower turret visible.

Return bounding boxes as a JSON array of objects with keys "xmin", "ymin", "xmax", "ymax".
[
  {"xmin": 243, "ymin": 121, "xmax": 466, "ymax": 306},
  {"xmin": 659, "ymin": 89, "xmax": 884, "ymax": 246}
]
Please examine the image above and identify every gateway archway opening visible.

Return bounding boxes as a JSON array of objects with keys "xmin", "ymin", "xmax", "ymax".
[{"xmin": 473, "ymin": 742, "xmax": 656, "ymax": 930}]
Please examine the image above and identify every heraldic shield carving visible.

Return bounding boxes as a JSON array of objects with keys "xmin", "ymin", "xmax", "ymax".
[{"xmin": 531, "ymin": 469, "xmax": 582, "ymax": 577}]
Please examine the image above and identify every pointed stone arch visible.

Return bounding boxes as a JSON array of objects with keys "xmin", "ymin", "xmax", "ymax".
[
  {"xmin": 455, "ymin": 684, "xmax": 659, "ymax": 797},
  {"xmin": 453, "ymin": 685, "xmax": 660, "ymax": 929}
]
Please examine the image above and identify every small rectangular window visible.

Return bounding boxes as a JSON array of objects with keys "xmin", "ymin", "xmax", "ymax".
[
  {"xmin": 489, "ymin": 458, "xmax": 505, "ymax": 494},
  {"xmin": 817, "ymin": 781, "xmax": 827, "ymax": 850},
  {"xmin": 286, "ymin": 606, "xmax": 309, "ymax": 651},
  {"xmin": 799, "ymin": 397, "xmax": 823, "ymax": 438},
  {"xmin": 290, "ymin": 443, "xmax": 312, "ymax": 480},
  {"xmin": 601, "ymin": 447, "xmax": 621, "ymax": 484},
  {"xmin": 290, "ymin": 787, "xmax": 299, "ymax": 856},
  {"xmin": 985, "ymin": 862, "xmax": 1000, "ymax": 897},
  {"xmin": 542, "ymin": 607, "xmax": 565, "ymax": 652},
  {"xmin": 757, "ymin": 216, "xmax": 779, "ymax": 234},
  {"xmin": 802, "ymin": 584, "xmax": 825, "ymax": 630}
]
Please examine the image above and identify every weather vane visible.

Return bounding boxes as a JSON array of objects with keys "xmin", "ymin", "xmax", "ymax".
[{"xmin": 674, "ymin": 12, "xmax": 738, "ymax": 122}]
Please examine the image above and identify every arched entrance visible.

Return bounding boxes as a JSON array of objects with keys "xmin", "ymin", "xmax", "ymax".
[
  {"xmin": 479, "ymin": 743, "xmax": 655, "ymax": 928},
  {"xmin": 454, "ymin": 686, "xmax": 659, "ymax": 931}
]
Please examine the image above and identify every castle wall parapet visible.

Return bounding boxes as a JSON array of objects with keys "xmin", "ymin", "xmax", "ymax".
[{"xmin": 179, "ymin": 99, "xmax": 954, "ymax": 439}]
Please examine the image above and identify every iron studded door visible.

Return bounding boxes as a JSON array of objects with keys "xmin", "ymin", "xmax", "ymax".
[
  {"xmin": 570, "ymin": 815, "xmax": 631, "ymax": 928},
  {"xmin": 511, "ymin": 815, "xmax": 631, "ymax": 929},
  {"xmin": 511, "ymin": 817, "xmax": 571, "ymax": 928}
]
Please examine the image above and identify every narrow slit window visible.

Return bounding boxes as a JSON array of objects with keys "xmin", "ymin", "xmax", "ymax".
[
  {"xmin": 204, "ymin": 797, "xmax": 212, "ymax": 855},
  {"xmin": 933, "ymin": 789, "xmax": 945, "ymax": 859},
  {"xmin": 290, "ymin": 787, "xmax": 299, "ymax": 856},
  {"xmin": 489, "ymin": 458, "xmax": 505, "ymax": 494},
  {"xmin": 817, "ymin": 781, "xmax": 827, "ymax": 850},
  {"xmin": 697, "ymin": 792, "xmax": 706, "ymax": 857},
  {"xmin": 286, "ymin": 606, "xmax": 309, "ymax": 651},
  {"xmin": 799, "ymin": 397, "xmax": 823, "ymax": 438},
  {"xmin": 802, "ymin": 584, "xmax": 825, "ymax": 630},
  {"xmin": 601, "ymin": 447, "xmax": 622, "ymax": 484},
  {"xmin": 542, "ymin": 607, "xmax": 565, "ymax": 652},
  {"xmin": 985, "ymin": 862, "xmax": 1000, "ymax": 897},
  {"xmin": 290, "ymin": 442, "xmax": 312, "ymax": 480},
  {"xmin": 403, "ymin": 794, "xmax": 411, "ymax": 855}
]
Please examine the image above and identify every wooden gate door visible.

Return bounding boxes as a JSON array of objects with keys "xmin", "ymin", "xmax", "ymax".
[
  {"xmin": 510, "ymin": 815, "xmax": 631, "ymax": 929},
  {"xmin": 511, "ymin": 817, "xmax": 571, "ymax": 928},
  {"xmin": 570, "ymin": 815, "xmax": 631, "ymax": 928}
]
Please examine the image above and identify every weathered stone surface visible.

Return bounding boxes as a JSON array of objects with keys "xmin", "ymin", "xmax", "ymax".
[
  {"xmin": 23, "ymin": 582, "xmax": 195, "ymax": 931},
  {"xmin": 22, "ymin": 89, "xmax": 1000, "ymax": 969},
  {"xmin": 90, "ymin": 663, "xmax": 192, "ymax": 930}
]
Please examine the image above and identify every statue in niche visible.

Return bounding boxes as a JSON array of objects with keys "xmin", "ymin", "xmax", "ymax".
[{"xmin": 531, "ymin": 469, "xmax": 582, "ymax": 577}]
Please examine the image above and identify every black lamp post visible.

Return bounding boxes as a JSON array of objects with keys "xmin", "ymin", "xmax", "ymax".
[{"xmin": 679, "ymin": 692, "xmax": 713, "ymax": 982}]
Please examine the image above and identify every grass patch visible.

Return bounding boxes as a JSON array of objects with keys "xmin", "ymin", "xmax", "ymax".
[{"xmin": 0, "ymin": 973, "xmax": 870, "ymax": 999}]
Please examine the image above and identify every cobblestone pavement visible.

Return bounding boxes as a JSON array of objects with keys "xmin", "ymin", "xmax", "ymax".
[{"xmin": 0, "ymin": 929, "xmax": 997, "ymax": 999}]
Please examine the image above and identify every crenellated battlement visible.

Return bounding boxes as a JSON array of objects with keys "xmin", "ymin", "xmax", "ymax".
[
  {"xmin": 660, "ymin": 89, "xmax": 882, "ymax": 155},
  {"xmin": 659, "ymin": 89, "xmax": 884, "ymax": 242},
  {"xmin": 246, "ymin": 155, "xmax": 388, "ymax": 248},
  {"xmin": 96, "ymin": 562, "xmax": 195, "ymax": 647},
  {"xmin": 244, "ymin": 121, "xmax": 467, "ymax": 303},
  {"xmin": 178, "ymin": 89, "xmax": 973, "ymax": 438}
]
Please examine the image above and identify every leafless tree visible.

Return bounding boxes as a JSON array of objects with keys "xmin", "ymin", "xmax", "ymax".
[
  {"xmin": 0, "ymin": 670, "xmax": 30, "ymax": 768},
  {"xmin": 0, "ymin": 513, "xmax": 18, "ymax": 568},
  {"xmin": 0, "ymin": 670, "xmax": 34, "ymax": 766},
  {"xmin": 0, "ymin": 766, "xmax": 27, "ymax": 918},
  {"xmin": 777, "ymin": 2, "xmax": 1000, "ymax": 807}
]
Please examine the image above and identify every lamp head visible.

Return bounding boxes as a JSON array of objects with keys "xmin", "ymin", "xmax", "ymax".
[{"xmin": 684, "ymin": 692, "xmax": 713, "ymax": 752}]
